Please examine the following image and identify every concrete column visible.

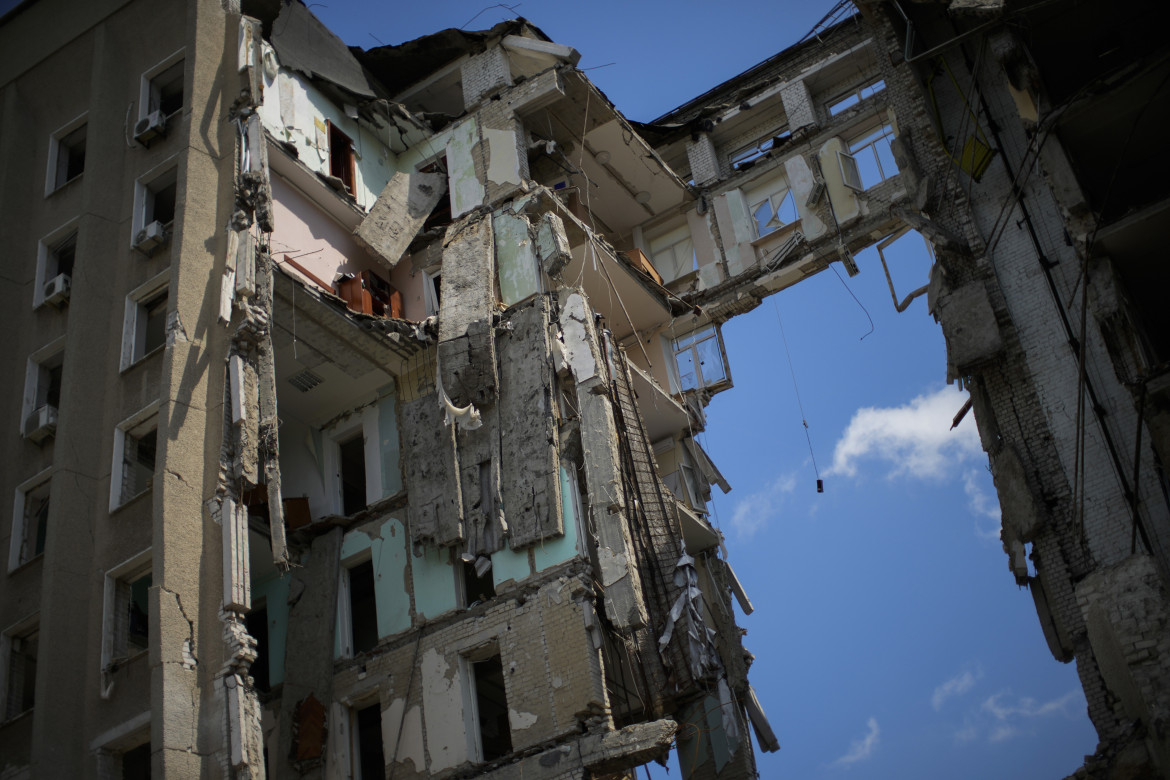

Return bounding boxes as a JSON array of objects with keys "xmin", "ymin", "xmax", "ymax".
[
  {"xmin": 686, "ymin": 133, "xmax": 721, "ymax": 186},
  {"xmin": 780, "ymin": 79, "xmax": 817, "ymax": 131}
]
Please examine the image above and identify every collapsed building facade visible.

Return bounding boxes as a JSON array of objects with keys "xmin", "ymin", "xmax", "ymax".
[{"xmin": 0, "ymin": 0, "xmax": 1167, "ymax": 778}]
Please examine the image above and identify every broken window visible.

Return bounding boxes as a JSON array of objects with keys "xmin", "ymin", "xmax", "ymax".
[
  {"xmin": 338, "ymin": 432, "xmax": 367, "ymax": 516},
  {"xmin": 343, "ymin": 559, "xmax": 378, "ymax": 656},
  {"xmin": 827, "ymin": 78, "xmax": 886, "ymax": 116},
  {"xmin": 22, "ymin": 341, "xmax": 63, "ymax": 442},
  {"xmin": 48, "ymin": 122, "xmax": 86, "ymax": 193},
  {"xmin": 649, "ymin": 224, "xmax": 698, "ymax": 283},
  {"xmin": 245, "ymin": 601, "xmax": 269, "ymax": 693},
  {"xmin": 351, "ymin": 701, "xmax": 385, "ymax": 780},
  {"xmin": 840, "ymin": 124, "xmax": 899, "ymax": 190},
  {"xmin": 673, "ymin": 325, "xmax": 730, "ymax": 392},
  {"xmin": 729, "ymin": 128, "xmax": 792, "ymax": 171},
  {"xmin": 122, "ymin": 273, "xmax": 169, "ymax": 370},
  {"xmin": 3, "ymin": 623, "xmax": 38, "ymax": 720},
  {"xmin": 111, "ymin": 404, "xmax": 159, "ymax": 510},
  {"xmin": 423, "ymin": 268, "xmax": 442, "ymax": 317},
  {"xmin": 328, "ymin": 122, "xmax": 356, "ymax": 194},
  {"xmin": 9, "ymin": 471, "xmax": 50, "ymax": 572},
  {"xmin": 750, "ymin": 189, "xmax": 799, "ymax": 237},
  {"xmin": 460, "ymin": 556, "xmax": 495, "ymax": 607}
]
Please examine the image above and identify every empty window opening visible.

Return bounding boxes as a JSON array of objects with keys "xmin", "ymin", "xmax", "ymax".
[
  {"xmin": 4, "ymin": 625, "xmax": 38, "ymax": 719},
  {"xmin": 122, "ymin": 276, "xmax": 169, "ymax": 370},
  {"xmin": 828, "ymin": 79, "xmax": 886, "ymax": 116},
  {"xmin": 120, "ymin": 741, "xmax": 151, "ymax": 780},
  {"xmin": 353, "ymin": 702, "xmax": 385, "ymax": 780},
  {"xmin": 472, "ymin": 655, "xmax": 512, "ymax": 762},
  {"xmin": 730, "ymin": 129, "xmax": 792, "ymax": 171},
  {"xmin": 338, "ymin": 433, "xmax": 367, "ymax": 516},
  {"xmin": 126, "ymin": 571, "xmax": 151, "ymax": 653},
  {"xmin": 12, "ymin": 479, "xmax": 49, "ymax": 569},
  {"xmin": 245, "ymin": 602, "xmax": 269, "ymax": 693},
  {"xmin": 140, "ymin": 290, "xmax": 168, "ymax": 358},
  {"xmin": 50, "ymin": 124, "xmax": 86, "ymax": 191},
  {"xmin": 145, "ymin": 173, "xmax": 178, "ymax": 227},
  {"xmin": 347, "ymin": 560, "xmax": 378, "ymax": 655},
  {"xmin": 23, "ymin": 345, "xmax": 64, "ymax": 442},
  {"xmin": 650, "ymin": 229, "xmax": 698, "ymax": 284},
  {"xmin": 134, "ymin": 168, "xmax": 178, "ymax": 251},
  {"xmin": 47, "ymin": 232, "xmax": 76, "ymax": 281},
  {"xmin": 423, "ymin": 269, "xmax": 442, "ymax": 317},
  {"xmin": 149, "ymin": 60, "xmax": 184, "ymax": 117},
  {"xmin": 673, "ymin": 325, "xmax": 730, "ymax": 392},
  {"xmin": 461, "ymin": 558, "xmax": 495, "ymax": 607},
  {"xmin": 328, "ymin": 122, "xmax": 356, "ymax": 194}
]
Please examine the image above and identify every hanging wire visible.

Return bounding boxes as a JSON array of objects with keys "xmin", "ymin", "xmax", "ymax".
[{"xmin": 771, "ymin": 297, "xmax": 822, "ymax": 490}]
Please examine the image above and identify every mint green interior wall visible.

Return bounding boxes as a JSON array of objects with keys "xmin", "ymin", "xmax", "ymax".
[
  {"xmin": 374, "ymin": 517, "xmax": 410, "ymax": 637},
  {"xmin": 377, "ymin": 383, "xmax": 402, "ymax": 497},
  {"xmin": 494, "ymin": 211, "xmax": 541, "ymax": 306},
  {"xmin": 491, "ymin": 542, "xmax": 532, "ymax": 587},
  {"xmin": 533, "ymin": 466, "xmax": 582, "ymax": 571},
  {"xmin": 411, "ymin": 543, "xmax": 457, "ymax": 618},
  {"xmin": 252, "ymin": 573, "xmax": 291, "ymax": 687}
]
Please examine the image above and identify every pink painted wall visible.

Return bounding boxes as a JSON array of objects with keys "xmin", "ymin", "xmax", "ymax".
[{"xmin": 268, "ymin": 174, "xmax": 426, "ymax": 320}]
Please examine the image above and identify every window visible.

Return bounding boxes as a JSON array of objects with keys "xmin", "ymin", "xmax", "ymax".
[
  {"xmin": 673, "ymin": 325, "xmax": 730, "ymax": 392},
  {"xmin": 22, "ymin": 339, "xmax": 64, "ymax": 443},
  {"xmin": 423, "ymin": 268, "xmax": 442, "ymax": 317},
  {"xmin": 350, "ymin": 701, "xmax": 386, "ymax": 780},
  {"xmin": 121, "ymin": 272, "xmax": 169, "ymax": 370},
  {"xmin": 2, "ymin": 619, "xmax": 38, "ymax": 720},
  {"xmin": 328, "ymin": 122, "xmax": 356, "ymax": 194},
  {"xmin": 338, "ymin": 432, "xmax": 367, "ymax": 516},
  {"xmin": 133, "ymin": 166, "xmax": 177, "ymax": 252},
  {"xmin": 839, "ymin": 124, "xmax": 899, "ymax": 191},
  {"xmin": 142, "ymin": 57, "xmax": 184, "ymax": 119},
  {"xmin": 110, "ymin": 403, "xmax": 159, "ymax": 511},
  {"xmin": 649, "ymin": 225, "xmax": 697, "ymax": 284},
  {"xmin": 102, "ymin": 550, "xmax": 152, "ymax": 672},
  {"xmin": 34, "ymin": 222, "xmax": 79, "ymax": 308},
  {"xmin": 94, "ymin": 715, "xmax": 151, "ymax": 779},
  {"xmin": 750, "ymin": 189, "xmax": 798, "ymax": 237},
  {"xmin": 119, "ymin": 741, "xmax": 152, "ymax": 780},
  {"xmin": 460, "ymin": 556, "xmax": 495, "ymax": 607},
  {"xmin": 467, "ymin": 651, "xmax": 512, "ymax": 762},
  {"xmin": 729, "ymin": 128, "xmax": 791, "ymax": 171},
  {"xmin": 46, "ymin": 118, "xmax": 86, "ymax": 194},
  {"xmin": 338, "ymin": 558, "xmax": 378, "ymax": 657},
  {"xmin": 9, "ymin": 470, "xmax": 51, "ymax": 572},
  {"xmin": 827, "ymin": 78, "xmax": 886, "ymax": 116}
]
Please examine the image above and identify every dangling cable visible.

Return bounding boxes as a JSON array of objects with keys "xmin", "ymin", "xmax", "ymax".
[{"xmin": 772, "ymin": 297, "xmax": 823, "ymax": 492}]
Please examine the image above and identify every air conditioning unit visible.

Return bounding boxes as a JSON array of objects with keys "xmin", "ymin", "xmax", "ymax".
[
  {"xmin": 25, "ymin": 404, "xmax": 58, "ymax": 444},
  {"xmin": 43, "ymin": 273, "xmax": 71, "ymax": 306},
  {"xmin": 133, "ymin": 220, "xmax": 167, "ymax": 253},
  {"xmin": 134, "ymin": 110, "xmax": 167, "ymax": 146}
]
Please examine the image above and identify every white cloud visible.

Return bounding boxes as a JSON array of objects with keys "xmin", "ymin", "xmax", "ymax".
[
  {"xmin": 954, "ymin": 721, "xmax": 979, "ymax": 743},
  {"xmin": 932, "ymin": 669, "xmax": 978, "ymax": 711},
  {"xmin": 989, "ymin": 724, "xmax": 1021, "ymax": 743},
  {"xmin": 832, "ymin": 717, "xmax": 880, "ymax": 767},
  {"xmin": 825, "ymin": 385, "xmax": 982, "ymax": 480},
  {"xmin": 965, "ymin": 689, "xmax": 1084, "ymax": 744},
  {"xmin": 728, "ymin": 471, "xmax": 797, "ymax": 537},
  {"xmin": 964, "ymin": 469, "xmax": 1002, "ymax": 541}
]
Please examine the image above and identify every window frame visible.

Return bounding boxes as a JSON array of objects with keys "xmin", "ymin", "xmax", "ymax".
[
  {"xmin": 827, "ymin": 78, "xmax": 886, "ymax": 117},
  {"xmin": 728, "ymin": 126, "xmax": 792, "ymax": 172},
  {"xmin": 21, "ymin": 336, "xmax": 65, "ymax": 441},
  {"xmin": 839, "ymin": 123, "xmax": 899, "ymax": 191},
  {"xmin": 109, "ymin": 402, "xmax": 160, "ymax": 512},
  {"xmin": 131, "ymin": 159, "xmax": 179, "ymax": 252},
  {"xmin": 33, "ymin": 219, "xmax": 80, "ymax": 308},
  {"xmin": 121, "ymin": 270, "xmax": 170, "ymax": 371},
  {"xmin": 138, "ymin": 49, "xmax": 185, "ymax": 122},
  {"xmin": 671, "ymin": 324, "xmax": 732, "ymax": 394},
  {"xmin": 336, "ymin": 550, "xmax": 377, "ymax": 659},
  {"xmin": 44, "ymin": 113, "xmax": 87, "ymax": 196},
  {"xmin": 647, "ymin": 223, "xmax": 698, "ymax": 284},
  {"xmin": 422, "ymin": 267, "xmax": 442, "ymax": 317},
  {"xmin": 8, "ymin": 468, "xmax": 52, "ymax": 573},
  {"xmin": 101, "ymin": 548, "xmax": 152, "ymax": 676},
  {"xmin": 0, "ymin": 614, "xmax": 39, "ymax": 722},
  {"xmin": 327, "ymin": 120, "xmax": 357, "ymax": 195}
]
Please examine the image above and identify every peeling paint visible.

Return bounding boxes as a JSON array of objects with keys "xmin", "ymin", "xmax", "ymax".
[
  {"xmin": 510, "ymin": 709, "xmax": 539, "ymax": 730},
  {"xmin": 383, "ymin": 698, "xmax": 425, "ymax": 772},
  {"xmin": 484, "ymin": 127, "xmax": 522, "ymax": 186},
  {"xmin": 597, "ymin": 546, "xmax": 629, "ymax": 587},
  {"xmin": 447, "ymin": 118, "xmax": 485, "ymax": 218},
  {"xmin": 420, "ymin": 648, "xmax": 467, "ymax": 771}
]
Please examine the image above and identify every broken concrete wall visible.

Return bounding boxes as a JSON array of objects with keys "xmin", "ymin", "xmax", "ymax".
[
  {"xmin": 498, "ymin": 297, "xmax": 564, "ymax": 548},
  {"xmin": 400, "ymin": 390, "xmax": 464, "ymax": 547},
  {"xmin": 353, "ymin": 170, "xmax": 446, "ymax": 269},
  {"xmin": 438, "ymin": 215, "xmax": 498, "ymax": 408}
]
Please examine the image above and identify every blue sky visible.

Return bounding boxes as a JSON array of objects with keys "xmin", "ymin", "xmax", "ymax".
[{"xmin": 308, "ymin": 1, "xmax": 1098, "ymax": 777}]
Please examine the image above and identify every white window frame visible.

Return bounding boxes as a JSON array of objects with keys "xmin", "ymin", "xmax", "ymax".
[
  {"xmin": 33, "ymin": 219, "xmax": 80, "ymax": 308},
  {"xmin": 101, "ymin": 548, "xmax": 152, "ymax": 677},
  {"xmin": 109, "ymin": 401, "xmax": 160, "ymax": 513},
  {"xmin": 728, "ymin": 125, "xmax": 791, "ymax": 171},
  {"xmin": 347, "ymin": 696, "xmax": 385, "ymax": 780},
  {"xmin": 131, "ymin": 159, "xmax": 179, "ymax": 248},
  {"xmin": 21, "ymin": 336, "xmax": 66, "ymax": 440},
  {"xmin": 648, "ymin": 223, "xmax": 697, "ymax": 284},
  {"xmin": 121, "ymin": 270, "xmax": 170, "ymax": 371},
  {"xmin": 671, "ymin": 324, "xmax": 731, "ymax": 393},
  {"xmin": 45, "ymin": 113, "xmax": 87, "ymax": 196},
  {"xmin": 336, "ymin": 548, "xmax": 375, "ymax": 659},
  {"xmin": 422, "ymin": 267, "xmax": 442, "ymax": 317},
  {"xmin": 9, "ymin": 468, "xmax": 52, "ymax": 573},
  {"xmin": 323, "ymin": 411, "xmax": 381, "ymax": 516},
  {"xmin": 460, "ymin": 642, "xmax": 510, "ymax": 764},
  {"xmin": 0, "ymin": 613, "xmax": 39, "ymax": 722},
  {"xmin": 92, "ymin": 713, "xmax": 151, "ymax": 778},
  {"xmin": 138, "ymin": 49, "xmax": 185, "ymax": 121},
  {"xmin": 839, "ymin": 123, "xmax": 898, "ymax": 191}
]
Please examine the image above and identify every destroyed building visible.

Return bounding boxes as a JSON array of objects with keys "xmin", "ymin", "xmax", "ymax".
[{"xmin": 1, "ymin": 0, "xmax": 1168, "ymax": 778}]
